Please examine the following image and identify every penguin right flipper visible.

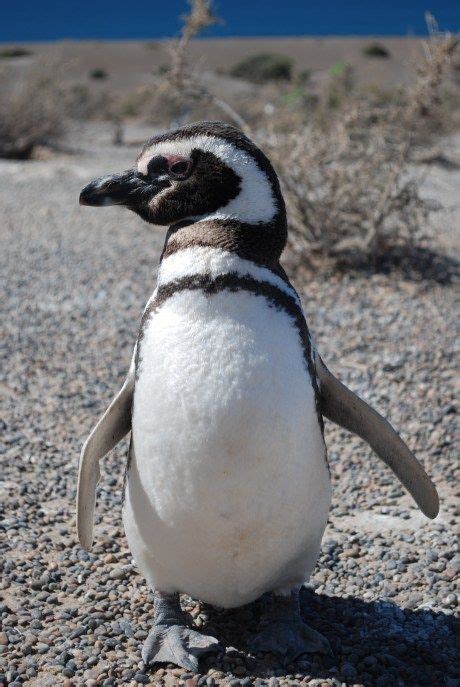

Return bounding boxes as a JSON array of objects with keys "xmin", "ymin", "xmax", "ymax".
[
  {"xmin": 77, "ymin": 361, "xmax": 134, "ymax": 550},
  {"xmin": 316, "ymin": 356, "xmax": 439, "ymax": 519}
]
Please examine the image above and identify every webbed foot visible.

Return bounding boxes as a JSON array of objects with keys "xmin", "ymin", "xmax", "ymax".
[
  {"xmin": 250, "ymin": 591, "xmax": 331, "ymax": 663},
  {"xmin": 142, "ymin": 592, "xmax": 221, "ymax": 671}
]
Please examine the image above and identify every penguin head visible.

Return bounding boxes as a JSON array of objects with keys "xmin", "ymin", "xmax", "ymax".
[{"xmin": 79, "ymin": 121, "xmax": 285, "ymax": 229}]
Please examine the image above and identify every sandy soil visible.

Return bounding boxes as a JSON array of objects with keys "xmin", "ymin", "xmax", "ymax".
[{"xmin": 2, "ymin": 36, "xmax": 455, "ymax": 93}]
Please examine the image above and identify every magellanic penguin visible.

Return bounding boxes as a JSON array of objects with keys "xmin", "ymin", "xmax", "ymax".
[{"xmin": 78, "ymin": 121, "xmax": 439, "ymax": 670}]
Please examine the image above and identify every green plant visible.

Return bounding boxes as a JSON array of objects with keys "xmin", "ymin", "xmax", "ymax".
[
  {"xmin": 280, "ymin": 89, "xmax": 318, "ymax": 112},
  {"xmin": 325, "ymin": 62, "xmax": 354, "ymax": 108},
  {"xmin": 281, "ymin": 89, "xmax": 306, "ymax": 106},
  {"xmin": 230, "ymin": 53, "xmax": 293, "ymax": 83},
  {"xmin": 330, "ymin": 61, "xmax": 349, "ymax": 77},
  {"xmin": 0, "ymin": 47, "xmax": 32, "ymax": 58},
  {"xmin": 89, "ymin": 68, "xmax": 108, "ymax": 80},
  {"xmin": 363, "ymin": 42, "xmax": 390, "ymax": 58},
  {"xmin": 119, "ymin": 100, "xmax": 140, "ymax": 118}
]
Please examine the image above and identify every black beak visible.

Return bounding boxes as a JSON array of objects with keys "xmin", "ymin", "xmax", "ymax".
[{"xmin": 79, "ymin": 169, "xmax": 149, "ymax": 207}]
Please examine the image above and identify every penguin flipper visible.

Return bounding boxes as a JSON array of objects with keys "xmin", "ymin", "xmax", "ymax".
[
  {"xmin": 316, "ymin": 356, "xmax": 439, "ymax": 519},
  {"xmin": 77, "ymin": 363, "xmax": 134, "ymax": 550}
]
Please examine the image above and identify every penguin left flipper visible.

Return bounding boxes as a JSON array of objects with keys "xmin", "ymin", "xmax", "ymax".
[
  {"xmin": 316, "ymin": 355, "xmax": 439, "ymax": 520},
  {"xmin": 77, "ymin": 361, "xmax": 134, "ymax": 550}
]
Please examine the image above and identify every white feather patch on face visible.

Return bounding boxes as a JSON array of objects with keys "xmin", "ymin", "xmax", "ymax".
[
  {"xmin": 137, "ymin": 135, "xmax": 278, "ymax": 224},
  {"xmin": 158, "ymin": 245, "xmax": 301, "ymax": 306}
]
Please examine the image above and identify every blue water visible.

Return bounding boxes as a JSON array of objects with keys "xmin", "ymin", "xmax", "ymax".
[{"xmin": 1, "ymin": 0, "xmax": 459, "ymax": 42}]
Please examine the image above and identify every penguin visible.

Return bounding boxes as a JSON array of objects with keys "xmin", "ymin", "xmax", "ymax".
[{"xmin": 77, "ymin": 121, "xmax": 439, "ymax": 671}]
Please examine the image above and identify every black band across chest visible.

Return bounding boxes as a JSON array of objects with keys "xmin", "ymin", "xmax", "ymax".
[{"xmin": 135, "ymin": 271, "xmax": 324, "ymax": 435}]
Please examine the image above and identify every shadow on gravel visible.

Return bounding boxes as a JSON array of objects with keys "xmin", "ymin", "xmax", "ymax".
[
  {"xmin": 334, "ymin": 246, "xmax": 460, "ymax": 286},
  {"xmin": 200, "ymin": 589, "xmax": 456, "ymax": 686}
]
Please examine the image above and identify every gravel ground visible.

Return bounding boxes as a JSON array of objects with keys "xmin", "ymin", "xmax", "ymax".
[{"xmin": 1, "ymin": 126, "xmax": 458, "ymax": 687}]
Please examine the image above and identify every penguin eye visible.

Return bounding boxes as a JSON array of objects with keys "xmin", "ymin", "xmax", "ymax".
[{"xmin": 168, "ymin": 158, "xmax": 192, "ymax": 179}]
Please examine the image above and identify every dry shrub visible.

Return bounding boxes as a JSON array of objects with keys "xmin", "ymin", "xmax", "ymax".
[
  {"xmin": 160, "ymin": 0, "xmax": 251, "ymax": 132},
  {"xmin": 0, "ymin": 52, "xmax": 118, "ymax": 157},
  {"xmin": 131, "ymin": 82, "xmax": 183, "ymax": 124},
  {"xmin": 229, "ymin": 53, "xmax": 293, "ymax": 83},
  {"xmin": 89, "ymin": 68, "xmax": 108, "ymax": 80},
  {"xmin": 362, "ymin": 42, "xmax": 390, "ymax": 58},
  {"xmin": 162, "ymin": 5, "xmax": 457, "ymax": 271},
  {"xmin": 135, "ymin": 80, "xmax": 270, "ymax": 129},
  {"xmin": 0, "ymin": 57, "xmax": 66, "ymax": 159},
  {"xmin": 0, "ymin": 47, "xmax": 33, "ymax": 58},
  {"xmin": 268, "ymin": 119, "xmax": 431, "ymax": 263},
  {"xmin": 143, "ymin": 4, "xmax": 294, "ymax": 130},
  {"xmin": 63, "ymin": 82, "xmax": 113, "ymax": 121},
  {"xmin": 264, "ymin": 21, "xmax": 457, "ymax": 267}
]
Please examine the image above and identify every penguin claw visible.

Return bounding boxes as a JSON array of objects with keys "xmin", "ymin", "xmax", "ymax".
[
  {"xmin": 142, "ymin": 623, "xmax": 221, "ymax": 671},
  {"xmin": 250, "ymin": 617, "xmax": 332, "ymax": 663}
]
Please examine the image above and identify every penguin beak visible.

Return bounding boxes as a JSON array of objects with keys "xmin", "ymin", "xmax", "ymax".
[{"xmin": 79, "ymin": 169, "xmax": 150, "ymax": 207}]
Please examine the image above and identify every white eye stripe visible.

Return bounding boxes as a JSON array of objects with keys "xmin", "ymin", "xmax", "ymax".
[{"xmin": 137, "ymin": 135, "xmax": 278, "ymax": 225}]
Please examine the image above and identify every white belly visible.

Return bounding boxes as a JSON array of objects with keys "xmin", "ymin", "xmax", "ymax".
[{"xmin": 124, "ymin": 288, "xmax": 331, "ymax": 608}]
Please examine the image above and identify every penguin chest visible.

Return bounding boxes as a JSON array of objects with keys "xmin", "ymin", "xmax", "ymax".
[{"xmin": 125, "ymin": 287, "xmax": 331, "ymax": 606}]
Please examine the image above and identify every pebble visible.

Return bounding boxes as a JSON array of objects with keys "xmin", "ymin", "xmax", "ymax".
[{"xmin": 109, "ymin": 566, "xmax": 131, "ymax": 580}]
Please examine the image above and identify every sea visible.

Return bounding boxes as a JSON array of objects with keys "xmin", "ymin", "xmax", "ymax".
[{"xmin": 1, "ymin": 0, "xmax": 459, "ymax": 42}]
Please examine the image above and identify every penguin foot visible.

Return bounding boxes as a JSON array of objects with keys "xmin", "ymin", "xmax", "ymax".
[
  {"xmin": 250, "ymin": 616, "xmax": 331, "ymax": 662},
  {"xmin": 250, "ymin": 591, "xmax": 331, "ymax": 663},
  {"xmin": 142, "ymin": 623, "xmax": 221, "ymax": 671},
  {"xmin": 142, "ymin": 591, "xmax": 221, "ymax": 671}
]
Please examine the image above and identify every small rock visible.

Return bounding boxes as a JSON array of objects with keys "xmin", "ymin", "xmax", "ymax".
[{"xmin": 109, "ymin": 566, "xmax": 131, "ymax": 580}]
